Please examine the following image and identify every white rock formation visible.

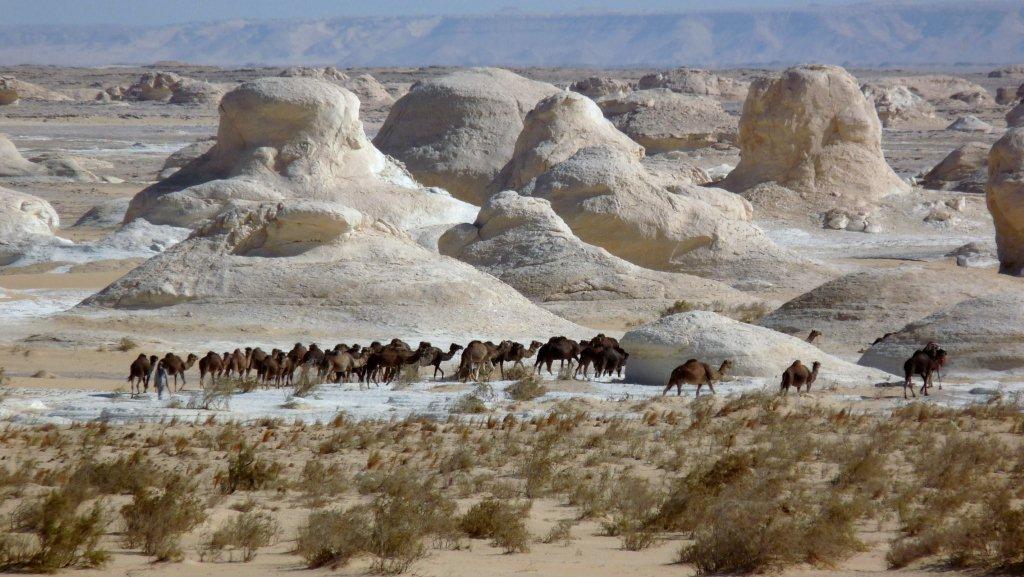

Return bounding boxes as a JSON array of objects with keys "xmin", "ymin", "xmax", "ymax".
[
  {"xmin": 947, "ymin": 115, "xmax": 993, "ymax": 133},
  {"xmin": 490, "ymin": 91, "xmax": 644, "ymax": 192},
  {"xmin": 860, "ymin": 83, "xmax": 939, "ymax": 128},
  {"xmin": 921, "ymin": 142, "xmax": 989, "ymax": 194},
  {"xmin": 78, "ymin": 202, "xmax": 585, "ymax": 340},
  {"xmin": 621, "ymin": 311, "xmax": 890, "ymax": 386},
  {"xmin": 569, "ymin": 76, "xmax": 631, "ymax": 100},
  {"xmin": 872, "ymin": 75, "xmax": 995, "ymax": 107},
  {"xmin": 0, "ymin": 134, "xmax": 40, "ymax": 177},
  {"xmin": 0, "ymin": 134, "xmax": 99, "ymax": 181},
  {"xmin": 0, "ymin": 76, "xmax": 70, "ymax": 105},
  {"xmin": 720, "ymin": 65, "xmax": 909, "ymax": 208},
  {"xmin": 0, "ymin": 186, "xmax": 62, "ymax": 265},
  {"xmin": 126, "ymin": 72, "xmax": 225, "ymax": 105},
  {"xmin": 438, "ymin": 190, "xmax": 760, "ymax": 327},
  {"xmin": 373, "ymin": 68, "xmax": 561, "ymax": 204},
  {"xmin": 987, "ymin": 128, "xmax": 1024, "ymax": 276},
  {"xmin": 125, "ymin": 77, "xmax": 476, "ymax": 234},
  {"xmin": 758, "ymin": 265, "xmax": 1022, "ymax": 355},
  {"xmin": 636, "ymin": 68, "xmax": 748, "ymax": 101},
  {"xmin": 859, "ymin": 294, "xmax": 1024, "ymax": 375},
  {"xmin": 598, "ymin": 89, "xmax": 736, "ymax": 153},
  {"xmin": 278, "ymin": 68, "xmax": 394, "ymax": 109}
]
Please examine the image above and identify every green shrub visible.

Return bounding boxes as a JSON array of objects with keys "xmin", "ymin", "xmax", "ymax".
[
  {"xmin": 121, "ymin": 474, "xmax": 206, "ymax": 561},
  {"xmin": 217, "ymin": 442, "xmax": 283, "ymax": 494},
  {"xmin": 203, "ymin": 511, "xmax": 278, "ymax": 562},
  {"xmin": 0, "ymin": 484, "xmax": 109, "ymax": 572}
]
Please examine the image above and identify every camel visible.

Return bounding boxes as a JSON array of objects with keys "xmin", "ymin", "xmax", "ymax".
[
  {"xmin": 902, "ymin": 344, "xmax": 948, "ymax": 399},
  {"xmin": 363, "ymin": 341, "xmax": 424, "ymax": 385},
  {"xmin": 534, "ymin": 336, "xmax": 581, "ymax": 375},
  {"xmin": 323, "ymin": 348, "xmax": 371, "ymax": 383},
  {"xmin": 494, "ymin": 341, "xmax": 542, "ymax": 377},
  {"xmin": 127, "ymin": 354, "xmax": 158, "ymax": 396},
  {"xmin": 162, "ymin": 353, "xmax": 198, "ymax": 391},
  {"xmin": 780, "ymin": 360, "xmax": 820, "ymax": 395},
  {"xmin": 418, "ymin": 343, "xmax": 464, "ymax": 380},
  {"xmin": 806, "ymin": 330, "xmax": 822, "ymax": 343},
  {"xmin": 459, "ymin": 340, "xmax": 511, "ymax": 382},
  {"xmin": 198, "ymin": 351, "xmax": 226, "ymax": 387},
  {"xmin": 663, "ymin": 359, "xmax": 733, "ymax": 397},
  {"xmin": 248, "ymin": 347, "xmax": 268, "ymax": 379},
  {"xmin": 225, "ymin": 349, "xmax": 248, "ymax": 379}
]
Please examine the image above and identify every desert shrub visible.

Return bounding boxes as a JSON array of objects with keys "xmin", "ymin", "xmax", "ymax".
[
  {"xmin": 460, "ymin": 497, "xmax": 533, "ymax": 554},
  {"xmin": 116, "ymin": 337, "xmax": 138, "ymax": 352},
  {"xmin": 297, "ymin": 506, "xmax": 372, "ymax": 569},
  {"xmin": 395, "ymin": 365, "xmax": 420, "ymax": 388},
  {"xmin": 297, "ymin": 460, "xmax": 348, "ymax": 504},
  {"xmin": 517, "ymin": 444, "xmax": 556, "ymax": 498},
  {"xmin": 202, "ymin": 511, "xmax": 278, "ymax": 562},
  {"xmin": 543, "ymin": 519, "xmax": 575, "ymax": 546},
  {"xmin": 69, "ymin": 450, "xmax": 164, "ymax": 495},
  {"xmin": 567, "ymin": 471, "xmax": 612, "ymax": 519},
  {"xmin": 506, "ymin": 374, "xmax": 548, "ymax": 402},
  {"xmin": 217, "ymin": 441, "xmax": 283, "ymax": 494},
  {"xmin": 438, "ymin": 447, "xmax": 475, "ymax": 474},
  {"xmin": 601, "ymin": 475, "xmax": 661, "ymax": 551},
  {"xmin": 292, "ymin": 374, "xmax": 317, "ymax": 398},
  {"xmin": 121, "ymin": 474, "xmax": 206, "ymax": 561},
  {"xmin": 451, "ymin": 393, "xmax": 488, "ymax": 414},
  {"xmin": 0, "ymin": 484, "xmax": 109, "ymax": 572},
  {"xmin": 187, "ymin": 378, "xmax": 236, "ymax": 410},
  {"xmin": 652, "ymin": 451, "xmax": 757, "ymax": 531},
  {"xmin": 300, "ymin": 468, "xmax": 457, "ymax": 573},
  {"xmin": 0, "ymin": 366, "xmax": 9, "ymax": 387}
]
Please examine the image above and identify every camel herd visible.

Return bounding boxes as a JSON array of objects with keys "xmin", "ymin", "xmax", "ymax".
[{"xmin": 124, "ymin": 333, "xmax": 949, "ymax": 401}]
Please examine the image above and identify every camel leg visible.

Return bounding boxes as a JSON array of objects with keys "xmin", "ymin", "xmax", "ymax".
[
  {"xmin": 694, "ymin": 383, "xmax": 702, "ymax": 398},
  {"xmin": 707, "ymin": 381, "xmax": 716, "ymax": 395},
  {"xmin": 662, "ymin": 381, "xmax": 674, "ymax": 396}
]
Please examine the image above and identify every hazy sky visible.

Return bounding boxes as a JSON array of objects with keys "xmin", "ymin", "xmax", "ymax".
[{"xmin": 0, "ymin": 0, "xmax": 884, "ymax": 25}]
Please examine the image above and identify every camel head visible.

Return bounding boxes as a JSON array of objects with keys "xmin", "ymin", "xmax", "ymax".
[
  {"xmin": 935, "ymin": 349, "xmax": 948, "ymax": 366},
  {"xmin": 418, "ymin": 341, "xmax": 432, "ymax": 350},
  {"xmin": 528, "ymin": 340, "xmax": 543, "ymax": 351},
  {"xmin": 449, "ymin": 343, "xmax": 464, "ymax": 352},
  {"xmin": 807, "ymin": 330, "xmax": 822, "ymax": 342},
  {"xmin": 148, "ymin": 355, "xmax": 158, "ymax": 364},
  {"xmin": 811, "ymin": 361, "xmax": 821, "ymax": 371},
  {"xmin": 718, "ymin": 360, "xmax": 734, "ymax": 376}
]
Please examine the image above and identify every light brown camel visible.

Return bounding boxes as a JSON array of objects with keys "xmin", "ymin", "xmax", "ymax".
[
  {"xmin": 780, "ymin": 360, "xmax": 820, "ymax": 395},
  {"xmin": 224, "ymin": 349, "xmax": 248, "ymax": 378},
  {"xmin": 127, "ymin": 354, "xmax": 158, "ymax": 396},
  {"xmin": 902, "ymin": 345, "xmax": 947, "ymax": 399},
  {"xmin": 198, "ymin": 351, "xmax": 225, "ymax": 387},
  {"xmin": 459, "ymin": 340, "xmax": 512, "ymax": 382},
  {"xmin": 663, "ymin": 359, "xmax": 733, "ymax": 397},
  {"xmin": 248, "ymin": 347, "xmax": 268, "ymax": 379},
  {"xmin": 495, "ymin": 340, "xmax": 543, "ymax": 378},
  {"xmin": 418, "ymin": 343, "xmax": 464, "ymax": 380},
  {"xmin": 162, "ymin": 353, "xmax": 198, "ymax": 391}
]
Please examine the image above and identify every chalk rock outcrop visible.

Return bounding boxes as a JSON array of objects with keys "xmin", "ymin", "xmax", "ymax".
[
  {"xmin": 439, "ymin": 190, "xmax": 759, "ymax": 327},
  {"xmin": 78, "ymin": 202, "xmax": 584, "ymax": 340},
  {"xmin": 490, "ymin": 91, "xmax": 644, "ymax": 193},
  {"xmin": 621, "ymin": 311, "xmax": 889, "ymax": 386},
  {"xmin": 279, "ymin": 68, "xmax": 393, "ymax": 109},
  {"xmin": 921, "ymin": 142, "xmax": 989, "ymax": 193},
  {"xmin": 373, "ymin": 68, "xmax": 561, "ymax": 204},
  {"xmin": 720, "ymin": 65, "xmax": 908, "ymax": 208},
  {"xmin": 947, "ymin": 115, "xmax": 992, "ymax": 133},
  {"xmin": 859, "ymin": 293, "xmax": 1024, "ymax": 375},
  {"xmin": 125, "ymin": 77, "xmax": 476, "ymax": 233},
  {"xmin": 860, "ymin": 83, "xmax": 938, "ymax": 128},
  {"xmin": 159, "ymin": 138, "xmax": 216, "ymax": 179},
  {"xmin": 0, "ymin": 76, "xmax": 70, "ymax": 105},
  {"xmin": 127, "ymin": 72, "xmax": 224, "ymax": 105},
  {"xmin": 0, "ymin": 134, "xmax": 99, "ymax": 181},
  {"xmin": 880, "ymin": 75, "xmax": 995, "ymax": 107},
  {"xmin": 569, "ymin": 76, "xmax": 631, "ymax": 100},
  {"xmin": 989, "ymin": 65, "xmax": 1024, "ymax": 79},
  {"xmin": 759, "ymin": 265, "xmax": 1022, "ymax": 355},
  {"xmin": 636, "ymin": 68, "xmax": 747, "ymax": 101},
  {"xmin": 0, "ymin": 186, "xmax": 62, "ymax": 265},
  {"xmin": 987, "ymin": 128, "xmax": 1024, "ymax": 276},
  {"xmin": 598, "ymin": 89, "xmax": 736, "ymax": 152}
]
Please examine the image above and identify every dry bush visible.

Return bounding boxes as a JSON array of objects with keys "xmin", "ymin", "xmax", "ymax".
[
  {"xmin": 567, "ymin": 470, "xmax": 612, "ymax": 519},
  {"xmin": 451, "ymin": 393, "xmax": 488, "ymax": 414},
  {"xmin": 296, "ymin": 506, "xmax": 371, "ymax": 569},
  {"xmin": 660, "ymin": 300, "xmax": 771, "ymax": 323},
  {"xmin": 202, "ymin": 511, "xmax": 279, "ymax": 562},
  {"xmin": 186, "ymin": 378, "xmax": 236, "ymax": 410},
  {"xmin": 0, "ymin": 366, "xmax": 9, "ymax": 387},
  {"xmin": 116, "ymin": 337, "xmax": 138, "ymax": 352},
  {"xmin": 543, "ymin": 519, "xmax": 575, "ymax": 546},
  {"xmin": 121, "ymin": 474, "xmax": 206, "ymax": 561},
  {"xmin": 0, "ymin": 484, "xmax": 109, "ymax": 572},
  {"xmin": 506, "ymin": 374, "xmax": 548, "ymax": 402},
  {"xmin": 69, "ymin": 450, "xmax": 164, "ymax": 495},
  {"xmin": 601, "ymin": 475, "xmax": 661, "ymax": 551},
  {"xmin": 216, "ymin": 441, "xmax": 283, "ymax": 494},
  {"xmin": 292, "ymin": 374, "xmax": 317, "ymax": 398},
  {"xmin": 297, "ymin": 460, "xmax": 348, "ymax": 504},
  {"xmin": 459, "ymin": 497, "xmax": 532, "ymax": 553}
]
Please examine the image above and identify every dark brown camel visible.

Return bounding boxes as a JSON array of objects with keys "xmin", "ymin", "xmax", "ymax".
[
  {"xmin": 806, "ymin": 330, "xmax": 822, "ymax": 343},
  {"xmin": 248, "ymin": 348, "xmax": 268, "ymax": 379},
  {"xmin": 780, "ymin": 360, "xmax": 820, "ymax": 395},
  {"xmin": 127, "ymin": 354, "xmax": 158, "ymax": 396},
  {"xmin": 364, "ymin": 341, "xmax": 424, "ymax": 385},
  {"xmin": 902, "ymin": 344, "xmax": 948, "ymax": 399},
  {"xmin": 418, "ymin": 343, "xmax": 464, "ymax": 380},
  {"xmin": 494, "ymin": 340, "xmax": 542, "ymax": 377},
  {"xmin": 198, "ymin": 351, "xmax": 225, "ymax": 387},
  {"xmin": 162, "ymin": 353, "xmax": 198, "ymax": 391},
  {"xmin": 663, "ymin": 359, "xmax": 733, "ymax": 397},
  {"xmin": 534, "ymin": 336, "xmax": 581, "ymax": 375}
]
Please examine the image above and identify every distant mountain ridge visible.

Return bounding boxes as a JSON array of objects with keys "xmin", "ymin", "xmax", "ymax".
[{"xmin": 0, "ymin": 1, "xmax": 1022, "ymax": 67}]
